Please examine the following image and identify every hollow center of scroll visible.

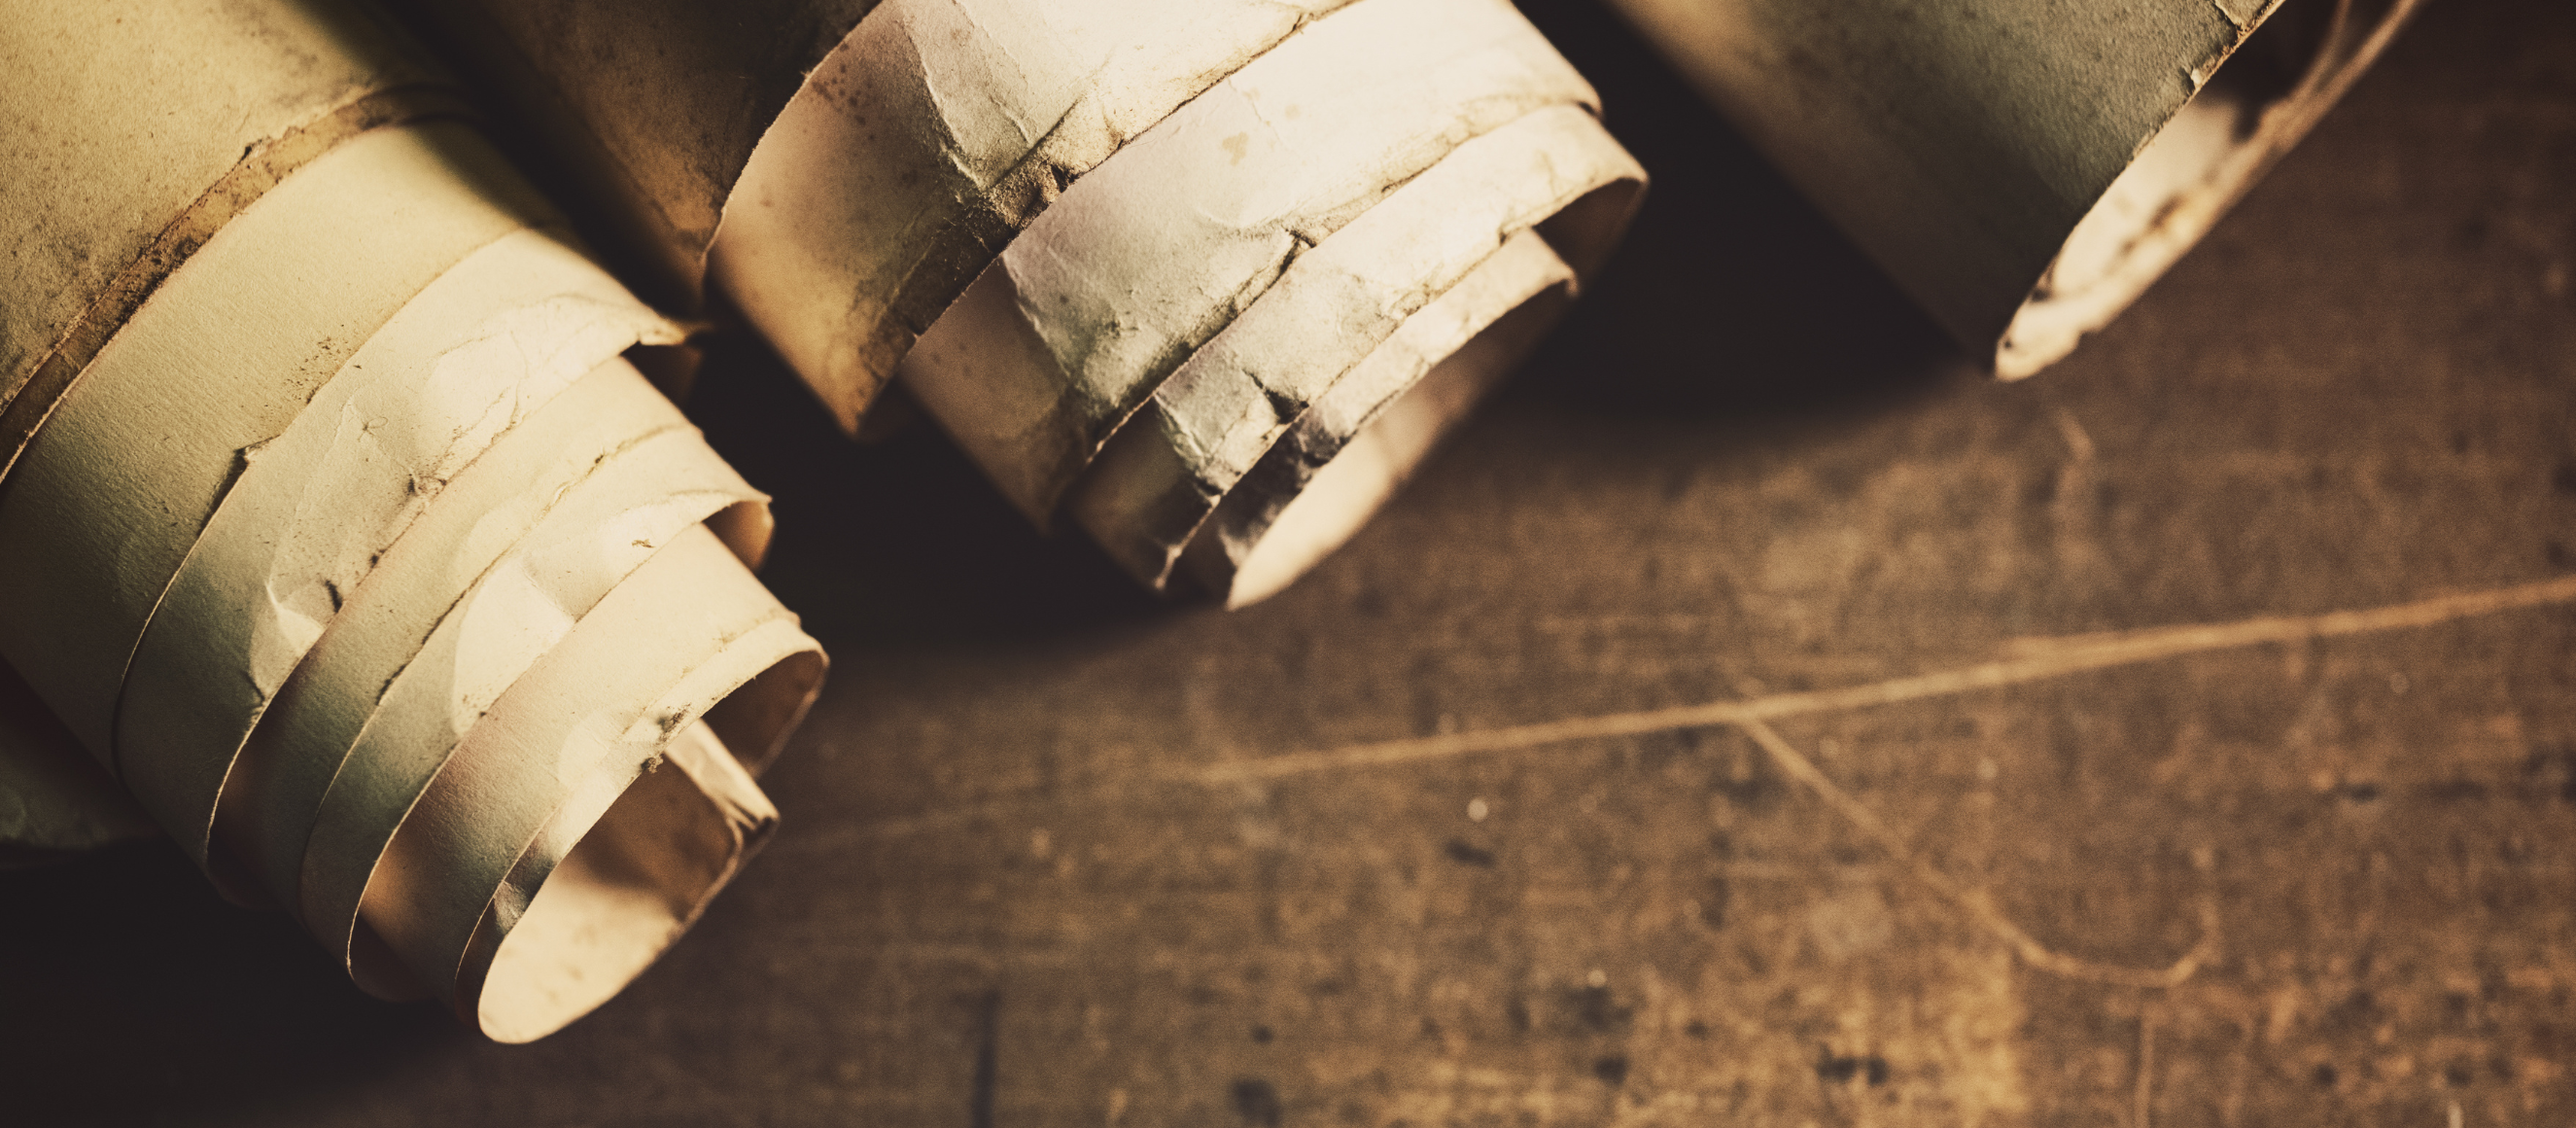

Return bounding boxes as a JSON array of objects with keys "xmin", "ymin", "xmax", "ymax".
[
  {"xmin": 1998, "ymin": 0, "xmax": 2344, "ymax": 377},
  {"xmin": 1215, "ymin": 291, "xmax": 1566, "ymax": 610},
  {"xmin": 476, "ymin": 721, "xmax": 747, "ymax": 1043}
]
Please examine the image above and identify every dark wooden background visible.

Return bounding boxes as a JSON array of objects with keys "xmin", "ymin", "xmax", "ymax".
[{"xmin": 6, "ymin": 0, "xmax": 2572, "ymax": 1123}]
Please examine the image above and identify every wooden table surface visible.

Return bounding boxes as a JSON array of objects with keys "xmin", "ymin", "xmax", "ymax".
[{"xmin": 6, "ymin": 1, "xmax": 2572, "ymax": 1123}]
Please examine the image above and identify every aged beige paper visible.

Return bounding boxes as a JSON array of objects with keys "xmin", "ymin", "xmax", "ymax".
[
  {"xmin": 118, "ymin": 228, "xmax": 679, "ymax": 874},
  {"xmin": 0, "ymin": 0, "xmax": 452, "ymax": 477},
  {"xmin": 466, "ymin": 717, "xmax": 781, "ymax": 1042},
  {"xmin": 895, "ymin": 0, "xmax": 1594, "ymax": 525},
  {"xmin": 709, "ymin": 0, "xmax": 1368, "ymax": 429},
  {"xmin": 289, "ymin": 397, "xmax": 777, "ymax": 976},
  {"xmin": 1182, "ymin": 230, "xmax": 1578, "ymax": 607},
  {"xmin": 0, "ymin": 122, "xmax": 552, "ymax": 769},
  {"xmin": 374, "ymin": 0, "xmax": 884, "ymax": 300},
  {"xmin": 344, "ymin": 526, "xmax": 821, "ymax": 1036},
  {"xmin": 1070, "ymin": 103, "xmax": 1645, "ymax": 592},
  {"xmin": 392, "ymin": 0, "xmax": 1364, "ymax": 428},
  {"xmin": 218, "ymin": 360, "xmax": 753, "ymax": 912}
]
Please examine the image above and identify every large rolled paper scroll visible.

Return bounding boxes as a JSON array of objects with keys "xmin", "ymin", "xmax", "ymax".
[
  {"xmin": 1602, "ymin": 0, "xmax": 2422, "ymax": 375},
  {"xmin": 0, "ymin": 0, "xmax": 824, "ymax": 1040},
  {"xmin": 388, "ymin": 0, "xmax": 1646, "ymax": 604}
]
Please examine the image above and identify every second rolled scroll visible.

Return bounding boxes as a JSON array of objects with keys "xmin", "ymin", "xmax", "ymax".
[{"xmin": 389, "ymin": 0, "xmax": 1645, "ymax": 606}]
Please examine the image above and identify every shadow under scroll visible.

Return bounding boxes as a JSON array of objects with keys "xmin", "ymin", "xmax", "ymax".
[
  {"xmin": 1502, "ymin": 0, "xmax": 1967, "ymax": 420},
  {"xmin": 0, "ymin": 839, "xmax": 460, "ymax": 1124}
]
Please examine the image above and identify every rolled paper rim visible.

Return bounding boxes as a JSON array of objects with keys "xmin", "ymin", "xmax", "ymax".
[
  {"xmin": 344, "ymin": 537, "xmax": 821, "ymax": 1006},
  {"xmin": 1993, "ymin": 0, "xmax": 2427, "ymax": 376},
  {"xmin": 456, "ymin": 645, "xmax": 821, "ymax": 1042},
  {"xmin": 293, "ymin": 441, "xmax": 772, "ymax": 959},
  {"xmin": 1601, "ymin": 0, "xmax": 2419, "ymax": 377},
  {"xmin": 456, "ymin": 718, "xmax": 775, "ymax": 1041},
  {"xmin": 215, "ymin": 363, "xmax": 699, "ymax": 910},
  {"xmin": 0, "ymin": 84, "xmax": 474, "ymax": 488},
  {"xmin": 1068, "ymin": 103, "xmax": 1647, "ymax": 591},
  {"xmin": 894, "ymin": 0, "xmax": 1598, "ymax": 528},
  {"xmin": 115, "ymin": 229, "xmax": 682, "ymax": 877},
  {"xmin": 706, "ymin": 0, "xmax": 1369, "ymax": 433},
  {"xmin": 311, "ymin": 524, "xmax": 799, "ymax": 996},
  {"xmin": 1181, "ymin": 229, "xmax": 1580, "ymax": 608},
  {"xmin": 218, "ymin": 362, "xmax": 754, "ymax": 912}
]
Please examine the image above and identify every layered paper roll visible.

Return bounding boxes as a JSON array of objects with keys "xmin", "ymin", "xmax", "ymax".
[
  {"xmin": 389, "ymin": 0, "xmax": 1646, "ymax": 604},
  {"xmin": 1603, "ymin": 0, "xmax": 2421, "ymax": 376},
  {"xmin": 1176, "ymin": 229, "xmax": 1580, "ymax": 607},
  {"xmin": 0, "ymin": 1, "xmax": 823, "ymax": 1040},
  {"xmin": 1064, "ymin": 102, "xmax": 1642, "ymax": 596}
]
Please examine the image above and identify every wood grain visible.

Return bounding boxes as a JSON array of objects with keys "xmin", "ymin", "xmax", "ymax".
[{"xmin": 3, "ymin": 0, "xmax": 2571, "ymax": 1122}]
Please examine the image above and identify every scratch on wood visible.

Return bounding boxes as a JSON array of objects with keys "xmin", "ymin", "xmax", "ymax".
[
  {"xmin": 1738, "ymin": 717, "xmax": 2213, "ymax": 990},
  {"xmin": 1186, "ymin": 575, "xmax": 2576, "ymax": 785},
  {"xmin": 811, "ymin": 575, "xmax": 2576, "ymax": 849}
]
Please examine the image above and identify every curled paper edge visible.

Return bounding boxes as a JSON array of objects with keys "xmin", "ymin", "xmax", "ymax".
[
  {"xmin": 461, "ymin": 633, "xmax": 817, "ymax": 1042},
  {"xmin": 1068, "ymin": 102, "xmax": 1646, "ymax": 593},
  {"xmin": 1181, "ymin": 229, "xmax": 1579, "ymax": 607},
  {"xmin": 0, "ymin": 121, "xmax": 556, "ymax": 773},
  {"xmin": 222, "ymin": 362, "xmax": 749, "ymax": 913},
  {"xmin": 290, "ymin": 381, "xmax": 770, "ymax": 964},
  {"xmin": 707, "ymin": 0, "xmax": 1365, "ymax": 431},
  {"xmin": 119, "ymin": 229, "xmax": 681, "ymax": 876},
  {"xmin": 345, "ymin": 526, "xmax": 820, "ymax": 1028},
  {"xmin": 1994, "ymin": 0, "xmax": 2426, "ymax": 375},
  {"xmin": 0, "ymin": 7, "xmax": 832, "ymax": 1040},
  {"xmin": 896, "ymin": 0, "xmax": 1597, "ymax": 526},
  {"xmin": 1603, "ymin": 0, "xmax": 2422, "ymax": 376},
  {"xmin": 465, "ymin": 716, "xmax": 784, "ymax": 1043}
]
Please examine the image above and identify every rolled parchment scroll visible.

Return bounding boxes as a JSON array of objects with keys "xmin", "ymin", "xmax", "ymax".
[
  {"xmin": 0, "ymin": 1, "xmax": 823, "ymax": 1040},
  {"xmin": 388, "ymin": 0, "xmax": 1646, "ymax": 604},
  {"xmin": 1602, "ymin": 0, "xmax": 2422, "ymax": 375}
]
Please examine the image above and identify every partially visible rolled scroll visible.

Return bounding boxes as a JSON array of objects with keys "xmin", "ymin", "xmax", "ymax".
[{"xmin": 1601, "ymin": 0, "xmax": 2422, "ymax": 375}]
